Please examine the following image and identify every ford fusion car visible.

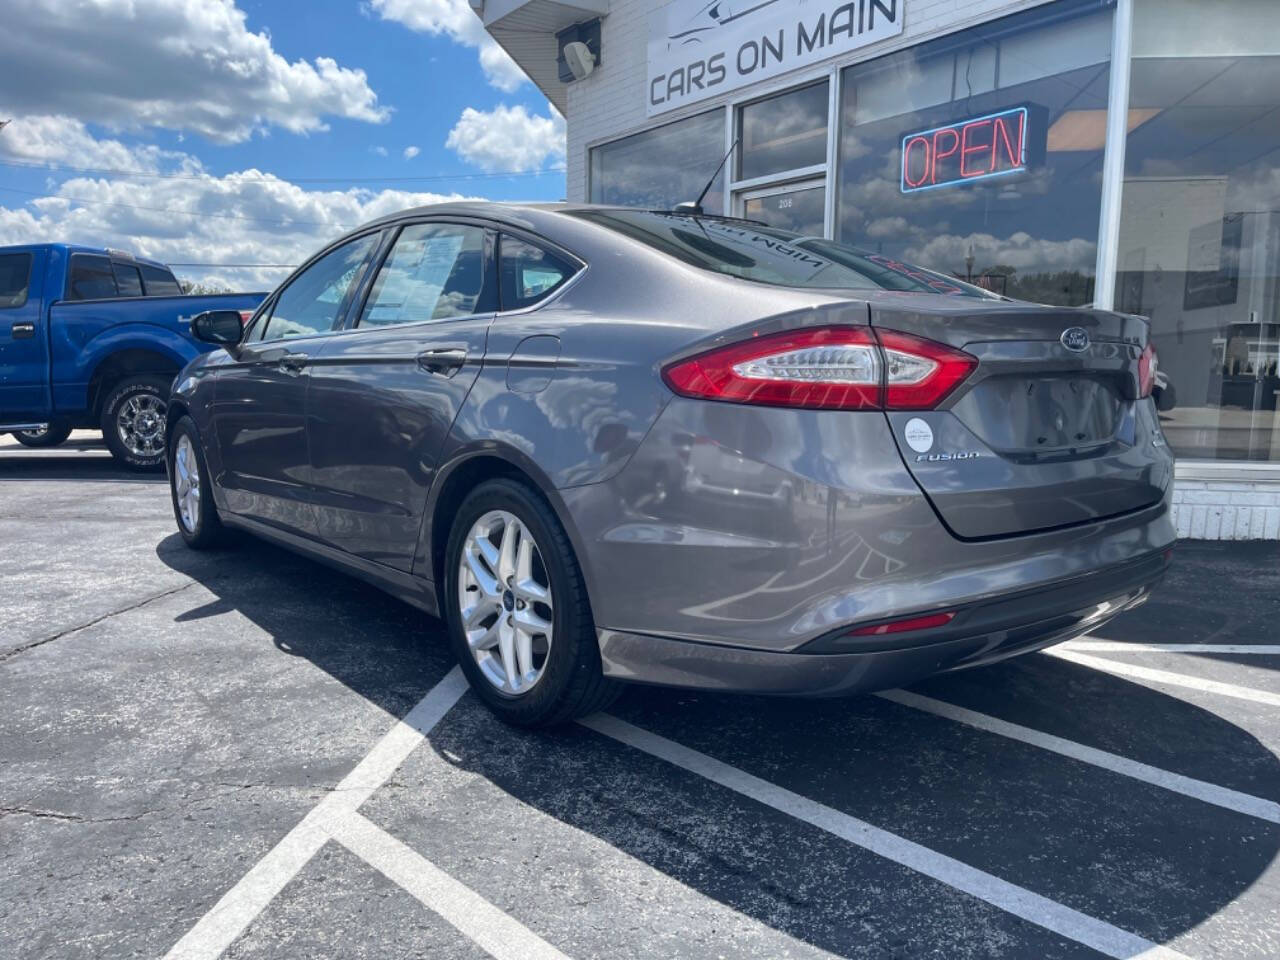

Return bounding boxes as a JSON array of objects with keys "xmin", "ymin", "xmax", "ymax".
[{"xmin": 167, "ymin": 203, "xmax": 1175, "ymax": 727}]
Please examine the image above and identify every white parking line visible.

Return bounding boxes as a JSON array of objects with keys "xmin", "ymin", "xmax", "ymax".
[
  {"xmin": 878, "ymin": 689, "xmax": 1280, "ymax": 824},
  {"xmin": 1061, "ymin": 641, "xmax": 1280, "ymax": 655},
  {"xmin": 327, "ymin": 810, "xmax": 572, "ymax": 960},
  {"xmin": 1047, "ymin": 649, "xmax": 1280, "ymax": 708},
  {"xmin": 164, "ymin": 668, "xmax": 470, "ymax": 960},
  {"xmin": 581, "ymin": 713, "xmax": 1193, "ymax": 960}
]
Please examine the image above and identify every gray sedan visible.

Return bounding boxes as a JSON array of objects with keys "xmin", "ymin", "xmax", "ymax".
[{"xmin": 168, "ymin": 203, "xmax": 1175, "ymax": 726}]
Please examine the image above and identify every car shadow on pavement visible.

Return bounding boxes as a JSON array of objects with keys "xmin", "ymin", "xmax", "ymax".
[
  {"xmin": 156, "ymin": 530, "xmax": 1280, "ymax": 958},
  {"xmin": 0, "ymin": 450, "xmax": 166, "ymax": 483}
]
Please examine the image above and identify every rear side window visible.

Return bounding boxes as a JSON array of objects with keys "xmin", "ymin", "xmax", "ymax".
[
  {"xmin": 112, "ymin": 262, "xmax": 144, "ymax": 297},
  {"xmin": 259, "ymin": 233, "xmax": 378, "ymax": 341},
  {"xmin": 140, "ymin": 264, "xmax": 182, "ymax": 297},
  {"xmin": 0, "ymin": 253, "xmax": 32, "ymax": 308},
  {"xmin": 68, "ymin": 254, "xmax": 118, "ymax": 300},
  {"xmin": 358, "ymin": 223, "xmax": 488, "ymax": 327},
  {"xmin": 499, "ymin": 236, "xmax": 574, "ymax": 311}
]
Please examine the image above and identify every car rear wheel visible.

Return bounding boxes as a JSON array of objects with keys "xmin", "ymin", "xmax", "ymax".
[
  {"xmin": 101, "ymin": 374, "xmax": 171, "ymax": 470},
  {"xmin": 12, "ymin": 420, "xmax": 72, "ymax": 448},
  {"xmin": 168, "ymin": 416, "xmax": 224, "ymax": 549},
  {"xmin": 444, "ymin": 478, "xmax": 618, "ymax": 727}
]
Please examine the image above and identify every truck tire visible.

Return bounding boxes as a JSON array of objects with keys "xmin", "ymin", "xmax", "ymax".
[
  {"xmin": 12, "ymin": 420, "xmax": 73, "ymax": 448},
  {"xmin": 100, "ymin": 374, "xmax": 171, "ymax": 471}
]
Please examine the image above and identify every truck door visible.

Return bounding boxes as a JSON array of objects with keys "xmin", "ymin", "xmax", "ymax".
[{"xmin": 0, "ymin": 248, "xmax": 50, "ymax": 423}]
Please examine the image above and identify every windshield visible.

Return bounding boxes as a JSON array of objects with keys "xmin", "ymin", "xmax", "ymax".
[{"xmin": 568, "ymin": 209, "xmax": 998, "ymax": 299}]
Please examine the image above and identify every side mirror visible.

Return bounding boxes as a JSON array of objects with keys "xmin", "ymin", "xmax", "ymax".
[{"xmin": 191, "ymin": 310, "xmax": 244, "ymax": 347}]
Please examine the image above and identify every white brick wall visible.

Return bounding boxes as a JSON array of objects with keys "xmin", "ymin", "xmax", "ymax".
[
  {"xmin": 564, "ymin": 0, "xmax": 1059, "ymax": 202},
  {"xmin": 1172, "ymin": 478, "xmax": 1280, "ymax": 541}
]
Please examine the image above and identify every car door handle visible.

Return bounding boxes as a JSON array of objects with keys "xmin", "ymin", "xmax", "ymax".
[
  {"xmin": 278, "ymin": 353, "xmax": 309, "ymax": 375},
  {"xmin": 417, "ymin": 347, "xmax": 468, "ymax": 378},
  {"xmin": 11, "ymin": 322, "xmax": 35, "ymax": 340}
]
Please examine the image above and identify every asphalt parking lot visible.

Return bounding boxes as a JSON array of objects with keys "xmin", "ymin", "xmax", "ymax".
[{"xmin": 2, "ymin": 433, "xmax": 1279, "ymax": 960}]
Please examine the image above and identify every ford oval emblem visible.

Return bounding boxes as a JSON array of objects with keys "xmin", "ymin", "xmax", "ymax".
[{"xmin": 1061, "ymin": 327, "xmax": 1090, "ymax": 352}]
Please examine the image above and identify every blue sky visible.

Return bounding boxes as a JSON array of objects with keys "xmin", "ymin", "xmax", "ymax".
[{"xmin": 0, "ymin": 0, "xmax": 566, "ymax": 289}]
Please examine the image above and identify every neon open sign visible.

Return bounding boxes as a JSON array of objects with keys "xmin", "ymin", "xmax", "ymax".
[{"xmin": 901, "ymin": 106, "xmax": 1041, "ymax": 194}]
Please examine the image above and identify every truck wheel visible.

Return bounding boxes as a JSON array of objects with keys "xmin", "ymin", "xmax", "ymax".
[
  {"xmin": 12, "ymin": 420, "xmax": 73, "ymax": 448},
  {"xmin": 100, "ymin": 374, "xmax": 171, "ymax": 471}
]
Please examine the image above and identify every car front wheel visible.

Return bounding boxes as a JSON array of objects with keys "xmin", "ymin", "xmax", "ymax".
[
  {"xmin": 444, "ymin": 478, "xmax": 618, "ymax": 727},
  {"xmin": 168, "ymin": 415, "xmax": 224, "ymax": 549}
]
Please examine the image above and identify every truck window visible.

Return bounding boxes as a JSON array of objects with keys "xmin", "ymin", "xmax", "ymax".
[
  {"xmin": 139, "ymin": 264, "xmax": 182, "ymax": 297},
  {"xmin": 0, "ymin": 253, "xmax": 32, "ymax": 308},
  {"xmin": 68, "ymin": 254, "xmax": 118, "ymax": 300},
  {"xmin": 112, "ymin": 263, "xmax": 144, "ymax": 297}
]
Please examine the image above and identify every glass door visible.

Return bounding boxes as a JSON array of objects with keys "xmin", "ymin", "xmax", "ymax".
[{"xmin": 740, "ymin": 180, "xmax": 826, "ymax": 235}]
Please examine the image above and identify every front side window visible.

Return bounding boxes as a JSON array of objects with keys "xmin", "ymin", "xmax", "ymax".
[
  {"xmin": 0, "ymin": 253, "xmax": 32, "ymax": 308},
  {"xmin": 140, "ymin": 264, "xmax": 182, "ymax": 297},
  {"xmin": 836, "ymin": 0, "xmax": 1112, "ymax": 306},
  {"xmin": 590, "ymin": 110, "xmax": 727, "ymax": 215},
  {"xmin": 499, "ymin": 237, "xmax": 575, "ymax": 311},
  {"xmin": 260, "ymin": 233, "xmax": 378, "ymax": 341},
  {"xmin": 112, "ymin": 263, "xmax": 143, "ymax": 297},
  {"xmin": 569, "ymin": 209, "xmax": 994, "ymax": 297},
  {"xmin": 358, "ymin": 223, "xmax": 487, "ymax": 328},
  {"xmin": 1115, "ymin": 0, "xmax": 1280, "ymax": 462},
  {"xmin": 68, "ymin": 254, "xmax": 118, "ymax": 300}
]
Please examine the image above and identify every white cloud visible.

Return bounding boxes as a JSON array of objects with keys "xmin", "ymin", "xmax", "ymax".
[
  {"xmin": 0, "ymin": 0, "xmax": 388, "ymax": 143},
  {"xmin": 370, "ymin": 145, "xmax": 389, "ymax": 157},
  {"xmin": 403, "ymin": 145, "xmax": 421, "ymax": 160},
  {"xmin": 904, "ymin": 231, "xmax": 1098, "ymax": 275},
  {"xmin": 446, "ymin": 105, "xmax": 564, "ymax": 173},
  {"xmin": 0, "ymin": 124, "xmax": 482, "ymax": 292},
  {"xmin": 367, "ymin": 0, "xmax": 527, "ymax": 92}
]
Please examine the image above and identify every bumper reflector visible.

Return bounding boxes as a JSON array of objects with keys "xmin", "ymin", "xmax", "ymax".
[{"xmin": 848, "ymin": 611, "xmax": 957, "ymax": 637}]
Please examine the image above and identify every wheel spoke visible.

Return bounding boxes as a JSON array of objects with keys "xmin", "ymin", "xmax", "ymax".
[
  {"xmin": 498, "ymin": 519, "xmax": 520, "ymax": 583},
  {"xmin": 465, "ymin": 546, "xmax": 500, "ymax": 598},
  {"xmin": 467, "ymin": 619, "xmax": 500, "ymax": 652},
  {"xmin": 515, "ymin": 577, "xmax": 549, "ymax": 605},
  {"xmin": 497, "ymin": 620, "xmax": 519, "ymax": 690},
  {"xmin": 514, "ymin": 607, "xmax": 551, "ymax": 638},
  {"xmin": 463, "ymin": 598, "xmax": 496, "ymax": 629},
  {"xmin": 514, "ymin": 626, "xmax": 534, "ymax": 680}
]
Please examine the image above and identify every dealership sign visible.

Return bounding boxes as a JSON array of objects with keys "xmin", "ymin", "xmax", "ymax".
[
  {"xmin": 646, "ymin": 0, "xmax": 905, "ymax": 117},
  {"xmin": 900, "ymin": 105, "xmax": 1047, "ymax": 194}
]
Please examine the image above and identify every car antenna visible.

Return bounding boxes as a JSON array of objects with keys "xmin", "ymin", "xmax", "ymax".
[{"xmin": 673, "ymin": 138, "xmax": 739, "ymax": 216}]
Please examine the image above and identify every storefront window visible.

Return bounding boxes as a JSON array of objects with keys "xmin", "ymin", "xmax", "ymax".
[
  {"xmin": 1114, "ymin": 0, "xmax": 1280, "ymax": 462},
  {"xmin": 836, "ymin": 0, "xmax": 1112, "ymax": 306},
  {"xmin": 738, "ymin": 81, "xmax": 829, "ymax": 181},
  {"xmin": 590, "ymin": 110, "xmax": 726, "ymax": 214}
]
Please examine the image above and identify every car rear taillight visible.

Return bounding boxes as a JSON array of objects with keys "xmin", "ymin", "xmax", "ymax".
[
  {"xmin": 876, "ymin": 329, "xmax": 978, "ymax": 410},
  {"xmin": 662, "ymin": 326, "xmax": 976, "ymax": 411},
  {"xmin": 1138, "ymin": 343, "xmax": 1157, "ymax": 398}
]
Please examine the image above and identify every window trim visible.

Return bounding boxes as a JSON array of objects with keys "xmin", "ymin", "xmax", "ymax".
[
  {"xmin": 110, "ymin": 260, "xmax": 145, "ymax": 299},
  {"xmin": 343, "ymin": 219, "xmax": 496, "ymax": 334},
  {"xmin": 252, "ymin": 228, "xmax": 386, "ymax": 345},
  {"xmin": 0, "ymin": 252, "xmax": 33, "ymax": 310}
]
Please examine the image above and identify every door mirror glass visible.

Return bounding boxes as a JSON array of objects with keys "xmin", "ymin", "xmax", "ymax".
[{"xmin": 191, "ymin": 310, "xmax": 244, "ymax": 345}]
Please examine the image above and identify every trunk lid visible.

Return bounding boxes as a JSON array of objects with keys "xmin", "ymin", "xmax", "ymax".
[{"xmin": 870, "ymin": 296, "xmax": 1172, "ymax": 539}]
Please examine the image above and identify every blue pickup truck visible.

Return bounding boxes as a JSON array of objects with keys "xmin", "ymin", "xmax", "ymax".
[{"xmin": 0, "ymin": 244, "xmax": 265, "ymax": 469}]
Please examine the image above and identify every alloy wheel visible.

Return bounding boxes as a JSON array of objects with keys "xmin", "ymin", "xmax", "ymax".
[
  {"xmin": 457, "ymin": 509, "xmax": 555, "ymax": 696},
  {"xmin": 173, "ymin": 435, "xmax": 201, "ymax": 533},
  {"xmin": 117, "ymin": 394, "xmax": 166, "ymax": 459}
]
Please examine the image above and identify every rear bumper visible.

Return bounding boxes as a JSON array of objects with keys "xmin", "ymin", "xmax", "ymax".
[{"xmin": 598, "ymin": 548, "xmax": 1169, "ymax": 694}]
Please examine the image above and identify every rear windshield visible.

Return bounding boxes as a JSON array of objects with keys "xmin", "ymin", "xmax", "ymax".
[
  {"xmin": 0, "ymin": 253, "xmax": 32, "ymax": 308},
  {"xmin": 568, "ymin": 209, "xmax": 996, "ymax": 298},
  {"xmin": 140, "ymin": 263, "xmax": 182, "ymax": 296}
]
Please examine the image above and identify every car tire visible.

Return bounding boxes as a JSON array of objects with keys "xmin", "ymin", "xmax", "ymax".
[
  {"xmin": 12, "ymin": 420, "xmax": 73, "ymax": 448},
  {"xmin": 100, "ymin": 374, "xmax": 171, "ymax": 470},
  {"xmin": 444, "ymin": 478, "xmax": 619, "ymax": 728},
  {"xmin": 168, "ymin": 415, "xmax": 224, "ymax": 549}
]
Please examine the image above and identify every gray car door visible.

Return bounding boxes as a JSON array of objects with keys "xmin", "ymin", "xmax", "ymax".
[
  {"xmin": 212, "ymin": 232, "xmax": 381, "ymax": 536},
  {"xmin": 305, "ymin": 221, "xmax": 495, "ymax": 571}
]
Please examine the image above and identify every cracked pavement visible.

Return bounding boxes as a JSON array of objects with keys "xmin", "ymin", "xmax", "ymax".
[{"xmin": 3, "ymin": 434, "xmax": 1280, "ymax": 959}]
